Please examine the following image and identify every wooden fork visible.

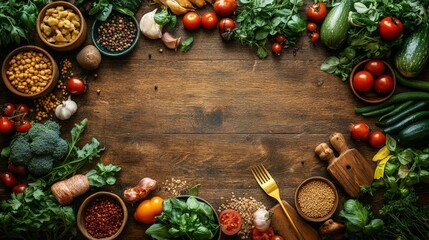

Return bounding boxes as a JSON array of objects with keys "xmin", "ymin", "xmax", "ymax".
[{"xmin": 251, "ymin": 164, "xmax": 304, "ymax": 240}]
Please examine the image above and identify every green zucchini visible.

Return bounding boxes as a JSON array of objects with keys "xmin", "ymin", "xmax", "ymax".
[
  {"xmin": 320, "ymin": 0, "xmax": 352, "ymax": 50},
  {"xmin": 394, "ymin": 24, "xmax": 429, "ymax": 77},
  {"xmin": 376, "ymin": 101, "xmax": 429, "ymax": 127},
  {"xmin": 397, "ymin": 119, "xmax": 429, "ymax": 147},
  {"xmin": 355, "ymin": 92, "xmax": 429, "ymax": 114},
  {"xmin": 383, "ymin": 111, "xmax": 429, "ymax": 134},
  {"xmin": 395, "ymin": 70, "xmax": 429, "ymax": 92}
]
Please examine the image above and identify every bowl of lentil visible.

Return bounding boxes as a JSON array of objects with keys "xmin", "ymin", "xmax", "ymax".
[
  {"xmin": 77, "ymin": 191, "xmax": 128, "ymax": 240},
  {"xmin": 37, "ymin": 1, "xmax": 87, "ymax": 52},
  {"xmin": 294, "ymin": 176, "xmax": 338, "ymax": 222},
  {"xmin": 1, "ymin": 45, "xmax": 59, "ymax": 99},
  {"xmin": 91, "ymin": 12, "xmax": 140, "ymax": 57}
]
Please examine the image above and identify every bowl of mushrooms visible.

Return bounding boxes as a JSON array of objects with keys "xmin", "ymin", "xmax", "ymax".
[{"xmin": 37, "ymin": 1, "xmax": 87, "ymax": 52}]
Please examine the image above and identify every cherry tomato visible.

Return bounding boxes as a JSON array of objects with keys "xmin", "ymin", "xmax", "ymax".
[
  {"xmin": 350, "ymin": 122, "xmax": 371, "ymax": 141},
  {"xmin": 307, "ymin": 2, "xmax": 327, "ymax": 23},
  {"xmin": 214, "ymin": 0, "xmax": 237, "ymax": 17},
  {"xmin": 271, "ymin": 42, "xmax": 283, "ymax": 55},
  {"xmin": 201, "ymin": 12, "xmax": 218, "ymax": 30},
  {"xmin": 0, "ymin": 116, "xmax": 14, "ymax": 134},
  {"xmin": 307, "ymin": 22, "xmax": 317, "ymax": 32},
  {"xmin": 12, "ymin": 183, "xmax": 28, "ymax": 194},
  {"xmin": 373, "ymin": 75, "xmax": 394, "ymax": 94},
  {"xmin": 67, "ymin": 77, "xmax": 86, "ymax": 95},
  {"xmin": 369, "ymin": 131, "xmax": 386, "ymax": 148},
  {"xmin": 0, "ymin": 172, "xmax": 18, "ymax": 188},
  {"xmin": 218, "ymin": 18, "xmax": 236, "ymax": 41},
  {"xmin": 15, "ymin": 119, "xmax": 32, "ymax": 133},
  {"xmin": 219, "ymin": 209, "xmax": 242, "ymax": 235},
  {"xmin": 134, "ymin": 196, "xmax": 163, "ymax": 224},
  {"xmin": 272, "ymin": 235, "xmax": 285, "ymax": 240},
  {"xmin": 251, "ymin": 227, "xmax": 274, "ymax": 240},
  {"xmin": 8, "ymin": 163, "xmax": 29, "ymax": 177},
  {"xmin": 364, "ymin": 59, "xmax": 385, "ymax": 77},
  {"xmin": 14, "ymin": 103, "xmax": 30, "ymax": 121},
  {"xmin": 182, "ymin": 12, "xmax": 201, "ymax": 31},
  {"xmin": 275, "ymin": 34, "xmax": 286, "ymax": 44},
  {"xmin": 310, "ymin": 32, "xmax": 320, "ymax": 43},
  {"xmin": 378, "ymin": 16, "xmax": 403, "ymax": 41},
  {"xmin": 1, "ymin": 102, "xmax": 15, "ymax": 117},
  {"xmin": 353, "ymin": 70, "xmax": 374, "ymax": 92}
]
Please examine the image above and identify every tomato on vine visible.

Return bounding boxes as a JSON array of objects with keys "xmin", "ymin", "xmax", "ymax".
[
  {"xmin": 307, "ymin": 2, "xmax": 327, "ymax": 23},
  {"xmin": 1, "ymin": 102, "xmax": 15, "ymax": 117},
  {"xmin": 15, "ymin": 119, "xmax": 32, "ymax": 133},
  {"xmin": 14, "ymin": 103, "xmax": 29, "ymax": 121},
  {"xmin": 0, "ymin": 116, "xmax": 14, "ymax": 134}
]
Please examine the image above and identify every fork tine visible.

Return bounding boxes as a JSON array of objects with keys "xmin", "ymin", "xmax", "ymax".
[
  {"xmin": 251, "ymin": 167, "xmax": 263, "ymax": 185},
  {"xmin": 255, "ymin": 164, "xmax": 268, "ymax": 183},
  {"xmin": 260, "ymin": 164, "xmax": 273, "ymax": 181}
]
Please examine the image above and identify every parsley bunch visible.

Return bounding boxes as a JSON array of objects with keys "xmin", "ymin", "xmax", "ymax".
[{"xmin": 234, "ymin": 0, "xmax": 306, "ymax": 59}]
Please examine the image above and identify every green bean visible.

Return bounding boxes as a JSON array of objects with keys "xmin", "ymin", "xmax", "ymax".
[
  {"xmin": 378, "ymin": 100, "xmax": 414, "ymax": 121},
  {"xmin": 355, "ymin": 92, "xmax": 429, "ymax": 114},
  {"xmin": 362, "ymin": 105, "xmax": 396, "ymax": 117}
]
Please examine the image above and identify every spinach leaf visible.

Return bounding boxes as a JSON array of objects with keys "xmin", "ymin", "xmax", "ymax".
[
  {"xmin": 89, "ymin": 0, "xmax": 142, "ymax": 20},
  {"xmin": 85, "ymin": 163, "xmax": 121, "ymax": 187}
]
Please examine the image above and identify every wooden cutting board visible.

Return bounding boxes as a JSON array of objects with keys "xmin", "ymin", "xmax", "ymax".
[
  {"xmin": 315, "ymin": 132, "xmax": 374, "ymax": 198},
  {"xmin": 269, "ymin": 200, "xmax": 320, "ymax": 240}
]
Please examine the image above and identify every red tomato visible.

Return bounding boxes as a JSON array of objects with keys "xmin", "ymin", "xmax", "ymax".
[
  {"xmin": 353, "ymin": 70, "xmax": 374, "ymax": 92},
  {"xmin": 67, "ymin": 77, "xmax": 86, "ymax": 95},
  {"xmin": 214, "ymin": 0, "xmax": 237, "ymax": 17},
  {"xmin": 369, "ymin": 131, "xmax": 386, "ymax": 148},
  {"xmin": 0, "ymin": 116, "xmax": 14, "ymax": 134},
  {"xmin": 364, "ymin": 59, "xmax": 385, "ymax": 77},
  {"xmin": 0, "ymin": 172, "xmax": 18, "ymax": 188},
  {"xmin": 15, "ymin": 119, "xmax": 32, "ymax": 133},
  {"xmin": 271, "ymin": 42, "xmax": 283, "ymax": 55},
  {"xmin": 310, "ymin": 32, "xmax": 320, "ymax": 43},
  {"xmin": 12, "ymin": 183, "xmax": 28, "ymax": 194},
  {"xmin": 272, "ymin": 235, "xmax": 285, "ymax": 240},
  {"xmin": 275, "ymin": 34, "xmax": 286, "ymax": 44},
  {"xmin": 307, "ymin": 2, "xmax": 328, "ymax": 23},
  {"xmin": 201, "ymin": 12, "xmax": 218, "ymax": 30},
  {"xmin": 251, "ymin": 227, "xmax": 274, "ymax": 240},
  {"xmin": 307, "ymin": 22, "xmax": 317, "ymax": 32},
  {"xmin": 14, "ymin": 103, "xmax": 30, "ymax": 120},
  {"xmin": 218, "ymin": 18, "xmax": 236, "ymax": 41},
  {"xmin": 378, "ymin": 16, "xmax": 403, "ymax": 41},
  {"xmin": 8, "ymin": 163, "xmax": 29, "ymax": 177},
  {"xmin": 350, "ymin": 122, "xmax": 370, "ymax": 141},
  {"xmin": 373, "ymin": 75, "xmax": 394, "ymax": 94},
  {"xmin": 1, "ymin": 102, "xmax": 16, "ymax": 117},
  {"xmin": 182, "ymin": 12, "xmax": 201, "ymax": 31},
  {"xmin": 219, "ymin": 209, "xmax": 242, "ymax": 235}
]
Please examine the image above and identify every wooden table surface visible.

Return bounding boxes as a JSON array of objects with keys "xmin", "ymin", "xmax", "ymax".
[{"xmin": 1, "ymin": 1, "xmax": 428, "ymax": 240}]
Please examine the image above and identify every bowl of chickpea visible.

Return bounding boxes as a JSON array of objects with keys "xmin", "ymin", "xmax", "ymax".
[
  {"xmin": 1, "ymin": 45, "xmax": 59, "ymax": 99},
  {"xmin": 37, "ymin": 1, "xmax": 87, "ymax": 52}
]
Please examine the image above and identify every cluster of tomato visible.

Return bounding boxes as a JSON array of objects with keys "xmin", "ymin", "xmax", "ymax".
[
  {"xmin": 352, "ymin": 59, "xmax": 395, "ymax": 95},
  {"xmin": 182, "ymin": 0, "xmax": 237, "ymax": 41},
  {"xmin": 350, "ymin": 122, "xmax": 386, "ymax": 148},
  {"xmin": 1, "ymin": 163, "xmax": 29, "ymax": 194},
  {"xmin": 306, "ymin": 2, "xmax": 328, "ymax": 44},
  {"xmin": 0, "ymin": 102, "xmax": 32, "ymax": 135}
]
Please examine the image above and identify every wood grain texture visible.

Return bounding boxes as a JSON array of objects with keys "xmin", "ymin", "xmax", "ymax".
[{"xmin": 0, "ymin": 1, "xmax": 429, "ymax": 239}]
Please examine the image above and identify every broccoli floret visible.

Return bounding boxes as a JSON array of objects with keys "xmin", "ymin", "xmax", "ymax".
[
  {"xmin": 28, "ymin": 122, "xmax": 48, "ymax": 140},
  {"xmin": 52, "ymin": 137, "xmax": 68, "ymax": 160},
  {"xmin": 30, "ymin": 130, "xmax": 60, "ymax": 155},
  {"xmin": 43, "ymin": 120, "xmax": 61, "ymax": 135},
  {"xmin": 27, "ymin": 155, "xmax": 54, "ymax": 176},
  {"xmin": 9, "ymin": 134, "xmax": 32, "ymax": 166}
]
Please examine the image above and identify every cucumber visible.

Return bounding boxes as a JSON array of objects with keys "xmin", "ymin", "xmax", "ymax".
[
  {"xmin": 355, "ymin": 92, "xmax": 429, "ymax": 114},
  {"xmin": 383, "ymin": 111, "xmax": 429, "ymax": 134},
  {"xmin": 376, "ymin": 101, "xmax": 429, "ymax": 127},
  {"xmin": 395, "ymin": 70, "xmax": 429, "ymax": 92},
  {"xmin": 397, "ymin": 120, "xmax": 429, "ymax": 147},
  {"xmin": 320, "ymin": 0, "xmax": 352, "ymax": 50},
  {"xmin": 394, "ymin": 24, "xmax": 429, "ymax": 77}
]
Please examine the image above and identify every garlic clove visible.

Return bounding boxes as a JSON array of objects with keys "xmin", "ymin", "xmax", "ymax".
[{"xmin": 162, "ymin": 32, "xmax": 181, "ymax": 51}]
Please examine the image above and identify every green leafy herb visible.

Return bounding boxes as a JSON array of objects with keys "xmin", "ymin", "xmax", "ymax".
[
  {"xmin": 180, "ymin": 36, "xmax": 194, "ymax": 52},
  {"xmin": 0, "ymin": 0, "xmax": 46, "ymax": 49},
  {"xmin": 0, "ymin": 180, "xmax": 76, "ymax": 240},
  {"xmin": 145, "ymin": 196, "xmax": 219, "ymax": 240},
  {"xmin": 234, "ymin": 0, "xmax": 306, "ymax": 59},
  {"xmin": 154, "ymin": 7, "xmax": 177, "ymax": 28},
  {"xmin": 86, "ymin": 0, "xmax": 142, "ymax": 21},
  {"xmin": 85, "ymin": 163, "xmax": 121, "ymax": 187}
]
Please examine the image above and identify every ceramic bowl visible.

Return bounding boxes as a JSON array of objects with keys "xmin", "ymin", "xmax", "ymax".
[
  {"xmin": 294, "ymin": 176, "xmax": 338, "ymax": 222},
  {"xmin": 91, "ymin": 12, "xmax": 140, "ymax": 57},
  {"xmin": 350, "ymin": 59, "xmax": 396, "ymax": 103},
  {"xmin": 1, "ymin": 45, "xmax": 59, "ymax": 99},
  {"xmin": 37, "ymin": 1, "xmax": 87, "ymax": 52},
  {"xmin": 77, "ymin": 191, "xmax": 128, "ymax": 240}
]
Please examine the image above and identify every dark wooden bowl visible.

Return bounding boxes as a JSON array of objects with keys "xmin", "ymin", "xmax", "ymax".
[{"xmin": 350, "ymin": 59, "xmax": 396, "ymax": 104}]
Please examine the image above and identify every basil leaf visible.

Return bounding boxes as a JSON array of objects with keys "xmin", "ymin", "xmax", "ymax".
[
  {"xmin": 154, "ymin": 8, "xmax": 177, "ymax": 28},
  {"xmin": 180, "ymin": 36, "xmax": 194, "ymax": 52},
  {"xmin": 97, "ymin": 3, "xmax": 113, "ymax": 21},
  {"xmin": 320, "ymin": 56, "xmax": 340, "ymax": 73}
]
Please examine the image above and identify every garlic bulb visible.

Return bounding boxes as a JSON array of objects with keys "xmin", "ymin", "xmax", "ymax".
[
  {"xmin": 55, "ymin": 95, "xmax": 78, "ymax": 120},
  {"xmin": 140, "ymin": 9, "xmax": 163, "ymax": 39},
  {"xmin": 253, "ymin": 208, "xmax": 272, "ymax": 232}
]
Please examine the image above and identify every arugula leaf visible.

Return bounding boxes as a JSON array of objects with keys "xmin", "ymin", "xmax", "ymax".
[{"xmin": 85, "ymin": 163, "xmax": 121, "ymax": 187}]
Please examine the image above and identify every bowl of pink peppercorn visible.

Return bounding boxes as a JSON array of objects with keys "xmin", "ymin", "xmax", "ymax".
[{"xmin": 77, "ymin": 191, "xmax": 128, "ymax": 240}]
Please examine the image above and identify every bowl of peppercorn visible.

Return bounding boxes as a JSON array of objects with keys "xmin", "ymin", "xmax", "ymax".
[
  {"xmin": 91, "ymin": 12, "xmax": 140, "ymax": 57},
  {"xmin": 77, "ymin": 191, "xmax": 128, "ymax": 240}
]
